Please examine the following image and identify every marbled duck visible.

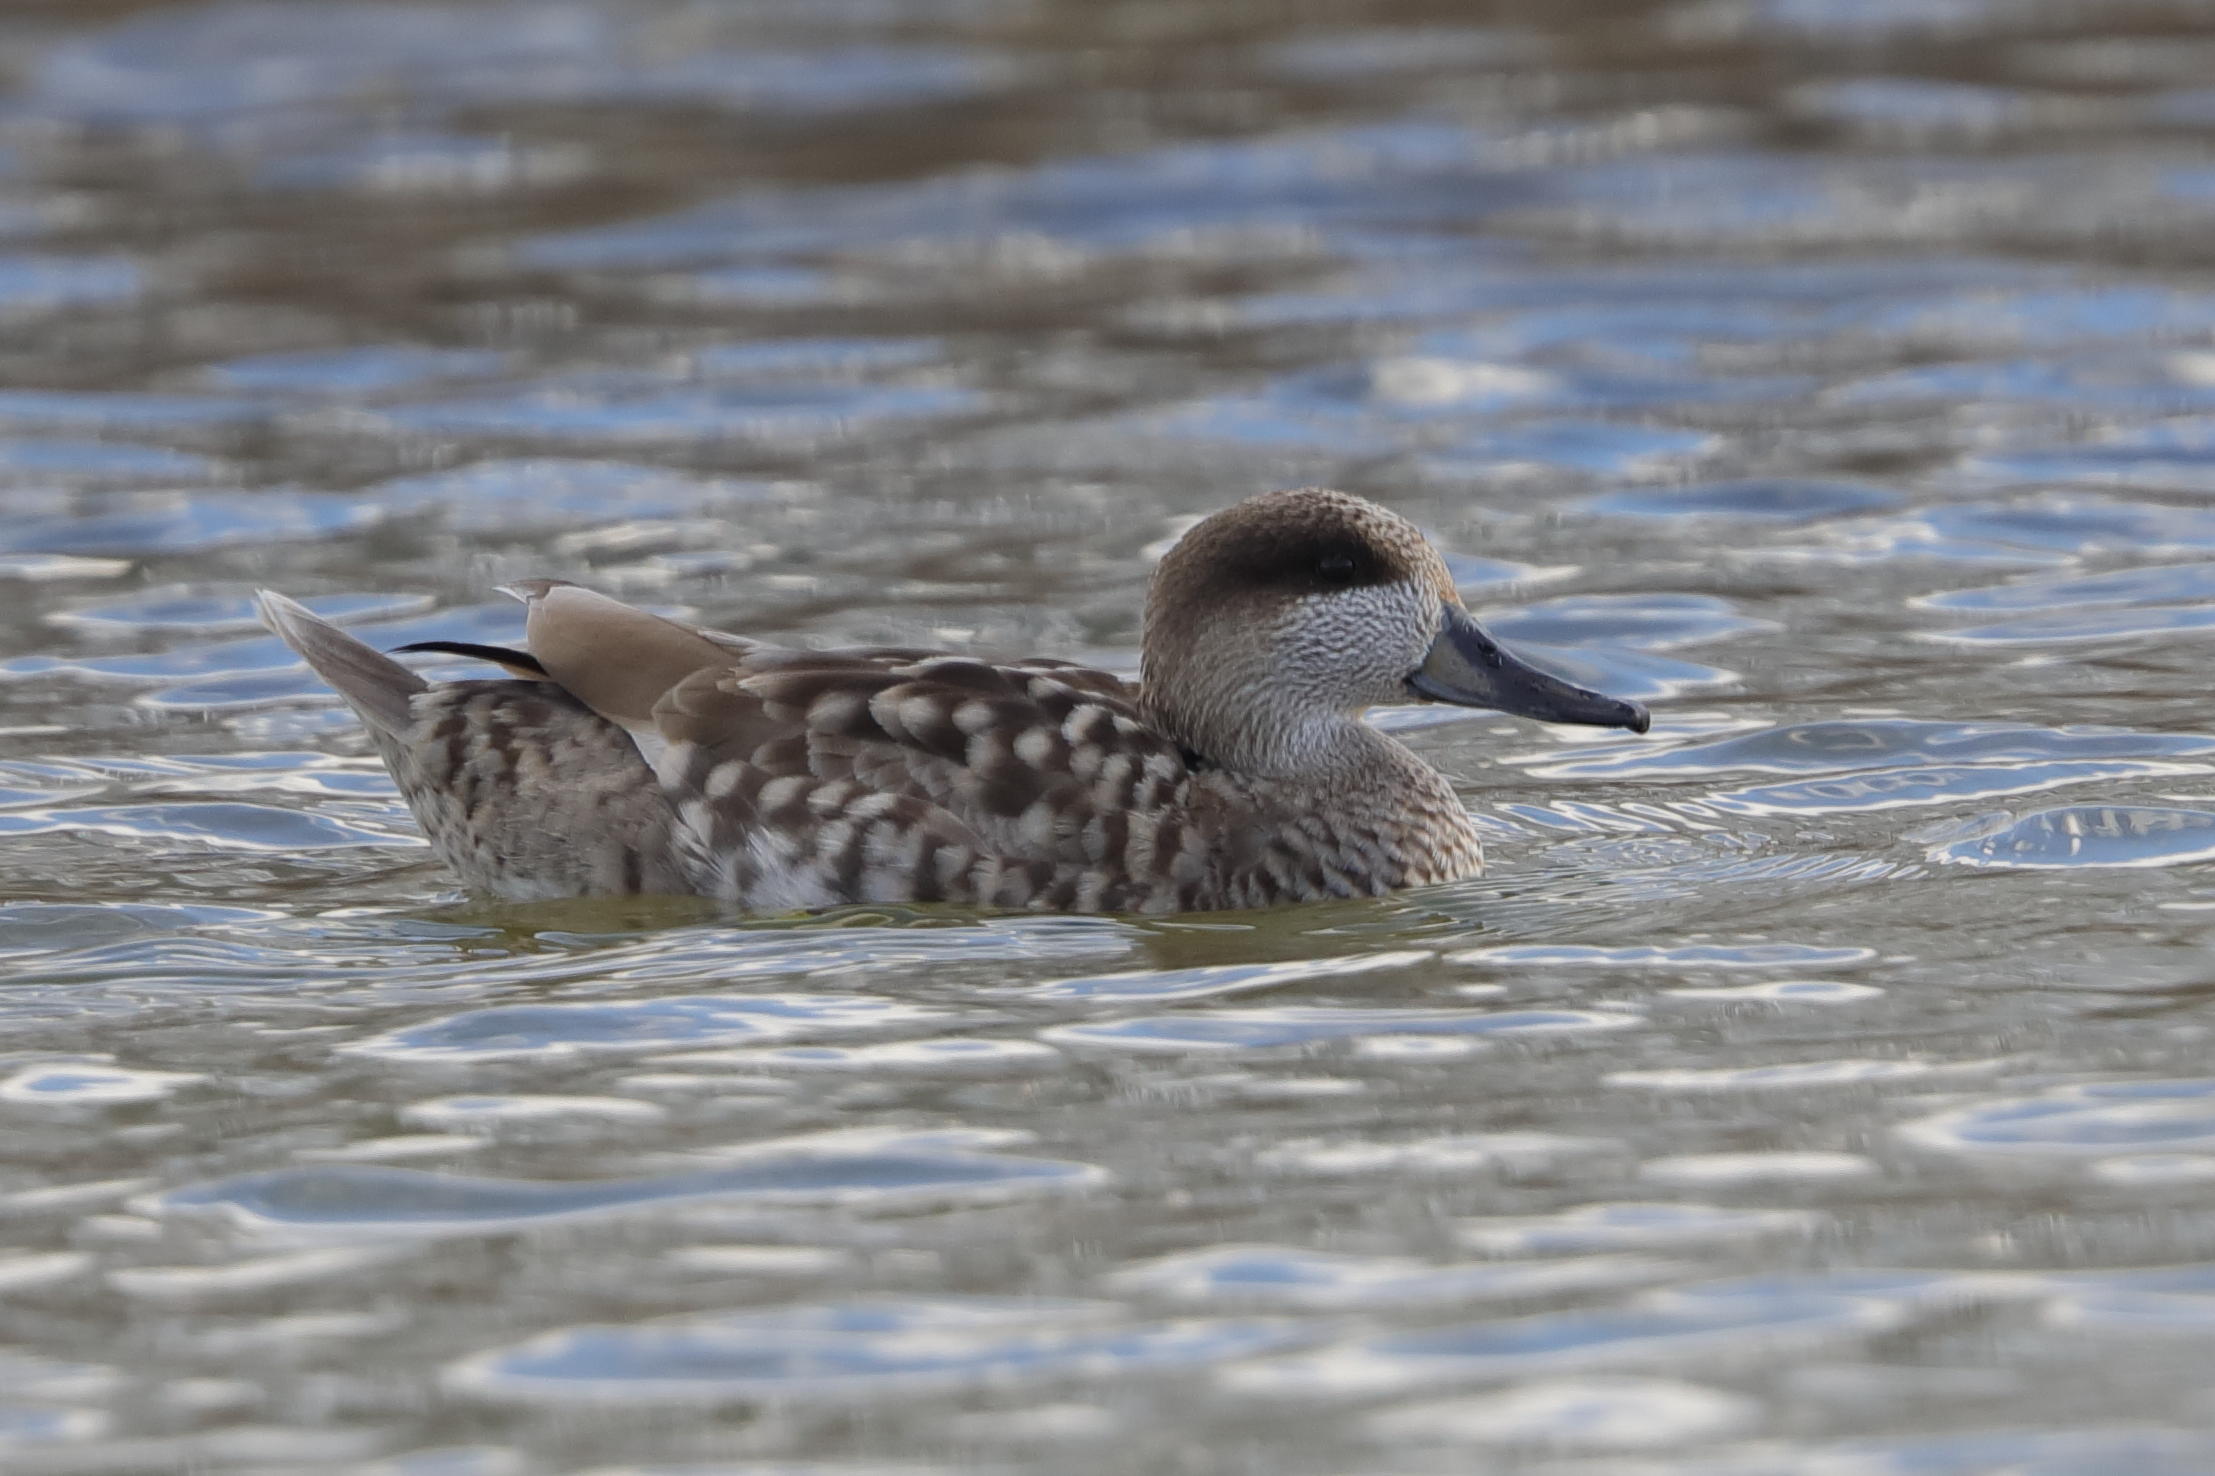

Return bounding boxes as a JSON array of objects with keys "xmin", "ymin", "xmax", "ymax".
[{"xmin": 258, "ymin": 487, "xmax": 1649, "ymax": 911}]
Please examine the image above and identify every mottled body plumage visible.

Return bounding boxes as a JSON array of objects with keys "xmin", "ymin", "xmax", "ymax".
[
  {"xmin": 643, "ymin": 643, "xmax": 1483, "ymax": 912},
  {"xmin": 376, "ymin": 680, "xmax": 687, "ymax": 901},
  {"xmin": 256, "ymin": 488, "xmax": 1644, "ymax": 913}
]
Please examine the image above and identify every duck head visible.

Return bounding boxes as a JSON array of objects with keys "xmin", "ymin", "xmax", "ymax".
[{"xmin": 1141, "ymin": 487, "xmax": 1649, "ymax": 777}]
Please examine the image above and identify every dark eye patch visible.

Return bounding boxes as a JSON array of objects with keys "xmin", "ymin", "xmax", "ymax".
[
  {"xmin": 1206, "ymin": 521, "xmax": 1403, "ymax": 595},
  {"xmin": 1273, "ymin": 536, "xmax": 1390, "ymax": 592}
]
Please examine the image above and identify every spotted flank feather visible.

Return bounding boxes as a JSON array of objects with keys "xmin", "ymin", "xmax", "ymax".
[
  {"xmin": 648, "ymin": 649, "xmax": 1218, "ymax": 912},
  {"xmin": 255, "ymin": 489, "xmax": 1649, "ymax": 912}
]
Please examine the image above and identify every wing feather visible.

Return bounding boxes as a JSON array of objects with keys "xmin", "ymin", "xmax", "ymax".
[{"xmin": 645, "ymin": 643, "xmax": 1200, "ymax": 909}]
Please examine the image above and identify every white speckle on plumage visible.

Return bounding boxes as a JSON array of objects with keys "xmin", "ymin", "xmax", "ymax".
[
  {"xmin": 755, "ymin": 775, "xmax": 809, "ymax": 814},
  {"xmin": 810, "ymin": 688, "xmax": 867, "ymax": 732},
  {"xmin": 1019, "ymin": 799, "xmax": 1061, "ymax": 851},
  {"xmin": 1080, "ymin": 813, "xmax": 1112, "ymax": 863},
  {"xmin": 883, "ymin": 693, "xmax": 925, "ymax": 731},
  {"xmin": 743, "ymin": 833, "xmax": 840, "ymax": 912},
  {"xmin": 849, "ymin": 791, "xmax": 904, "ymax": 822},
  {"xmin": 934, "ymin": 845, "xmax": 968, "ymax": 891},
  {"xmin": 1066, "ymin": 738, "xmax": 1104, "ymax": 783},
  {"xmin": 812, "ymin": 779, "xmax": 863, "ymax": 815},
  {"xmin": 1065, "ymin": 707, "xmax": 1110, "ymax": 748}
]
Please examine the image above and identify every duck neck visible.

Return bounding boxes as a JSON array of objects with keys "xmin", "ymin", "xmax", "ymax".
[
  {"xmin": 1149, "ymin": 693, "xmax": 1486, "ymax": 895},
  {"xmin": 1145, "ymin": 691, "xmax": 1412, "ymax": 786}
]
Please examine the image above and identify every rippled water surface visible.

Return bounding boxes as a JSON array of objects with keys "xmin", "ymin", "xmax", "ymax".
[{"xmin": 14, "ymin": 0, "xmax": 2215, "ymax": 1471}]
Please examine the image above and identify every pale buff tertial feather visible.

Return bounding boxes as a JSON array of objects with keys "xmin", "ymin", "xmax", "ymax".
[
  {"xmin": 254, "ymin": 591, "xmax": 689, "ymax": 899},
  {"xmin": 255, "ymin": 489, "xmax": 1649, "ymax": 912}
]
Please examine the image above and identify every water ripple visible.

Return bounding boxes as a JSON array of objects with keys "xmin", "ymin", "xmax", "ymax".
[
  {"xmin": 446, "ymin": 1298, "xmax": 1300, "ymax": 1406},
  {"xmin": 1901, "ymin": 1080, "xmax": 2215, "ymax": 1160},
  {"xmin": 0, "ymin": 901, "xmax": 279, "ymax": 957},
  {"xmin": 1525, "ymin": 718, "xmax": 2215, "ymax": 781},
  {"xmin": 1929, "ymin": 603, "xmax": 2215, "ymax": 646},
  {"xmin": 1584, "ymin": 477, "xmax": 1899, "ymax": 523},
  {"xmin": 1105, "ymin": 1245, "xmax": 1674, "ymax": 1311},
  {"xmin": 0, "ymin": 489, "xmax": 375, "ymax": 558},
  {"xmin": 367, "ymin": 458, "xmax": 769, "ymax": 535},
  {"xmin": 375, "ymin": 380, "xmax": 983, "ymax": 449},
  {"xmin": 400, "ymin": 1094, "xmax": 670, "ymax": 1137},
  {"xmin": 0, "ymin": 1062, "xmax": 203, "ymax": 1106},
  {"xmin": 1423, "ymin": 420, "xmax": 1718, "ymax": 480},
  {"xmin": 1972, "ymin": 417, "xmax": 2215, "ymax": 492},
  {"xmin": 346, "ymin": 994, "xmax": 955, "ymax": 1064},
  {"xmin": 1223, "ymin": 1275, "xmax": 1933, "ymax": 1399},
  {"xmin": 1485, "ymin": 593, "xmax": 1774, "ymax": 651},
  {"xmin": 1041, "ymin": 1006, "xmax": 1638, "ymax": 1055},
  {"xmin": 1920, "ymin": 560, "xmax": 2215, "ymax": 614},
  {"xmin": 1783, "ymin": 1429, "xmax": 2215, "ymax": 1476},
  {"xmin": 0, "ymin": 801, "xmax": 415, "ymax": 851},
  {"xmin": 655, "ymin": 1038, "xmax": 1061, "ymax": 1077},
  {"xmin": 1456, "ymin": 1203, "xmax": 1821, "ymax": 1255},
  {"xmin": 1708, "ymin": 759, "xmax": 2201, "ymax": 816},
  {"xmin": 207, "ymin": 345, "xmax": 511, "ymax": 396},
  {"xmin": 1255, "ymin": 1132, "xmax": 1616, "ymax": 1179},
  {"xmin": 1641, "ymin": 1152, "xmax": 1878, "ymax": 1186},
  {"xmin": 33, "ymin": 4, "xmax": 1004, "ymax": 126},
  {"xmin": 1608, "ymin": 1057, "xmax": 1991, "ymax": 1091},
  {"xmin": 1448, "ymin": 942, "xmax": 1876, "ymax": 971},
  {"xmin": 3, "ymin": 602, "xmax": 525, "ymax": 683},
  {"xmin": 1659, "ymin": 979, "xmax": 1885, "ymax": 1003},
  {"xmin": 1012, "ymin": 951, "xmax": 1426, "ymax": 1002},
  {"xmin": 153, "ymin": 1130, "xmax": 1104, "ymax": 1240},
  {"xmin": 1365, "ymin": 1374, "xmax": 1760, "ymax": 1450},
  {"xmin": 48, "ymin": 585, "xmax": 429, "ymax": 635},
  {"xmin": 0, "ymin": 439, "xmax": 223, "ymax": 485}
]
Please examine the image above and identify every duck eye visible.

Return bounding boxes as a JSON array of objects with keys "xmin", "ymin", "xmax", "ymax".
[{"xmin": 1316, "ymin": 553, "xmax": 1357, "ymax": 582}]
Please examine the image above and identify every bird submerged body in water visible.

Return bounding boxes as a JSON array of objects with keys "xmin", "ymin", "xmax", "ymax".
[{"xmin": 258, "ymin": 488, "xmax": 1649, "ymax": 913}]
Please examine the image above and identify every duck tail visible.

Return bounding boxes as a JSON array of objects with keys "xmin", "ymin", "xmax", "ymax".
[{"xmin": 255, "ymin": 589, "xmax": 425, "ymax": 737}]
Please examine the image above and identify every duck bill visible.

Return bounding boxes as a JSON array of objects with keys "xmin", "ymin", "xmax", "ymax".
[{"xmin": 1406, "ymin": 605, "xmax": 1650, "ymax": 733}]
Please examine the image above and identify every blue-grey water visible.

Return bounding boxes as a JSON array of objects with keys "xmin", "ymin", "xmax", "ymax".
[{"xmin": 7, "ymin": 1, "xmax": 2215, "ymax": 1471}]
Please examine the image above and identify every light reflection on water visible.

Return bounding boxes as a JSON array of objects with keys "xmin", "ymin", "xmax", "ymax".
[{"xmin": 9, "ymin": 0, "xmax": 2215, "ymax": 1471}]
